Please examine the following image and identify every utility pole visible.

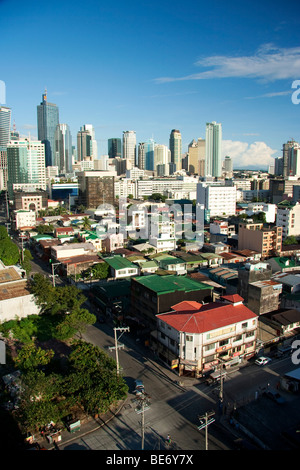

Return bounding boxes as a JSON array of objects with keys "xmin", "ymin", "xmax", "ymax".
[
  {"xmin": 135, "ymin": 390, "xmax": 151, "ymax": 450},
  {"xmin": 50, "ymin": 262, "xmax": 61, "ymax": 287},
  {"xmin": 198, "ymin": 411, "xmax": 215, "ymax": 450},
  {"xmin": 109, "ymin": 327, "xmax": 130, "ymax": 375}
]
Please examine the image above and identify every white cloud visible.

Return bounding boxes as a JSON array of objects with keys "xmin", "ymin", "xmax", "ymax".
[
  {"xmin": 154, "ymin": 44, "xmax": 300, "ymax": 83},
  {"xmin": 222, "ymin": 139, "xmax": 277, "ymax": 168}
]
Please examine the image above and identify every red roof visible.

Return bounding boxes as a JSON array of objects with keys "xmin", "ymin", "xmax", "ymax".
[
  {"xmin": 221, "ymin": 294, "xmax": 244, "ymax": 304},
  {"xmin": 157, "ymin": 300, "xmax": 256, "ymax": 334},
  {"xmin": 171, "ymin": 301, "xmax": 202, "ymax": 312}
]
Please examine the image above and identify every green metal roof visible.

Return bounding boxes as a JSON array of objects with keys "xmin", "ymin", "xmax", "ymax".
[
  {"xmin": 133, "ymin": 274, "xmax": 212, "ymax": 294},
  {"xmin": 103, "ymin": 255, "xmax": 137, "ymax": 270}
]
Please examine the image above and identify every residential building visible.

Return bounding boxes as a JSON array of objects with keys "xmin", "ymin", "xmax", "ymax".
[
  {"xmin": 197, "ymin": 181, "xmax": 237, "ymax": 218},
  {"xmin": 169, "ymin": 129, "xmax": 182, "ymax": 172},
  {"xmin": 102, "ymin": 233, "xmax": 124, "ymax": 252},
  {"xmin": 276, "ymin": 200, "xmax": 300, "ymax": 240},
  {"xmin": 205, "ymin": 122, "xmax": 222, "ymax": 177},
  {"xmin": 149, "ymin": 214, "xmax": 176, "ymax": 253},
  {"xmin": 14, "ymin": 209, "xmax": 36, "ymax": 230},
  {"xmin": 223, "ymin": 156, "xmax": 233, "ymax": 178},
  {"xmin": 55, "ymin": 123, "xmax": 73, "ymax": 173},
  {"xmin": 238, "ymin": 221, "xmax": 282, "ymax": 259},
  {"xmin": 238, "ymin": 261, "xmax": 273, "ymax": 303},
  {"xmin": 77, "ymin": 170, "xmax": 116, "ymax": 208},
  {"xmin": 123, "ymin": 130, "xmax": 136, "ymax": 170},
  {"xmin": 130, "ymin": 274, "xmax": 213, "ymax": 330},
  {"xmin": 155, "ymin": 295, "xmax": 258, "ymax": 377},
  {"xmin": 37, "ymin": 90, "xmax": 59, "ymax": 167},
  {"xmin": 7, "ymin": 139, "xmax": 46, "ymax": 199},
  {"xmin": 246, "ymin": 279, "xmax": 282, "ymax": 315}
]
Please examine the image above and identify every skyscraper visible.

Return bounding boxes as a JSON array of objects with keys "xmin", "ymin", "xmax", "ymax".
[
  {"xmin": 0, "ymin": 106, "xmax": 11, "ymax": 191},
  {"xmin": 154, "ymin": 144, "xmax": 170, "ymax": 175},
  {"xmin": 123, "ymin": 131, "xmax": 136, "ymax": 169},
  {"xmin": 7, "ymin": 138, "xmax": 46, "ymax": 199},
  {"xmin": 188, "ymin": 138, "xmax": 205, "ymax": 175},
  {"xmin": 169, "ymin": 129, "xmax": 182, "ymax": 172},
  {"xmin": 77, "ymin": 127, "xmax": 92, "ymax": 161},
  {"xmin": 205, "ymin": 122, "xmax": 222, "ymax": 177},
  {"xmin": 55, "ymin": 124, "xmax": 73, "ymax": 174},
  {"xmin": 37, "ymin": 91, "xmax": 59, "ymax": 167},
  {"xmin": 83, "ymin": 124, "xmax": 97, "ymax": 159},
  {"xmin": 0, "ymin": 106, "xmax": 11, "ymax": 147},
  {"xmin": 108, "ymin": 138, "xmax": 121, "ymax": 159}
]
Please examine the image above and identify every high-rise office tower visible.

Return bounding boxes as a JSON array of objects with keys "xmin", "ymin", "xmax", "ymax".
[
  {"xmin": 169, "ymin": 129, "xmax": 182, "ymax": 172},
  {"xmin": 77, "ymin": 127, "xmax": 92, "ymax": 161},
  {"xmin": 37, "ymin": 91, "xmax": 59, "ymax": 167},
  {"xmin": 138, "ymin": 142, "xmax": 146, "ymax": 170},
  {"xmin": 282, "ymin": 140, "xmax": 300, "ymax": 177},
  {"xmin": 108, "ymin": 138, "xmax": 121, "ymax": 159},
  {"xmin": 123, "ymin": 130, "xmax": 136, "ymax": 169},
  {"xmin": 205, "ymin": 122, "xmax": 222, "ymax": 177},
  {"xmin": 55, "ymin": 124, "xmax": 73, "ymax": 174},
  {"xmin": 83, "ymin": 124, "xmax": 97, "ymax": 159},
  {"xmin": 138, "ymin": 139, "xmax": 155, "ymax": 171},
  {"xmin": 188, "ymin": 138, "xmax": 205, "ymax": 175},
  {"xmin": 7, "ymin": 139, "xmax": 46, "ymax": 199},
  {"xmin": 154, "ymin": 144, "xmax": 170, "ymax": 176}
]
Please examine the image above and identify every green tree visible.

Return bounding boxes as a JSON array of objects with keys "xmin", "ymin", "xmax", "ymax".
[
  {"xmin": 83, "ymin": 262, "xmax": 109, "ymax": 280},
  {"xmin": 0, "ymin": 225, "xmax": 9, "ymax": 240},
  {"xmin": 21, "ymin": 248, "xmax": 33, "ymax": 275},
  {"xmin": 14, "ymin": 343, "xmax": 54, "ymax": 371},
  {"xmin": 0, "ymin": 237, "xmax": 20, "ymax": 265}
]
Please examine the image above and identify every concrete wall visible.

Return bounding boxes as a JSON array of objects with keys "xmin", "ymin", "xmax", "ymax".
[{"xmin": 0, "ymin": 294, "xmax": 40, "ymax": 323}]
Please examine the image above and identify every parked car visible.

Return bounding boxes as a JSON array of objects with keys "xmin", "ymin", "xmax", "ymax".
[
  {"xmin": 255, "ymin": 356, "xmax": 271, "ymax": 366},
  {"xmin": 134, "ymin": 380, "xmax": 144, "ymax": 394},
  {"xmin": 263, "ymin": 390, "xmax": 286, "ymax": 404}
]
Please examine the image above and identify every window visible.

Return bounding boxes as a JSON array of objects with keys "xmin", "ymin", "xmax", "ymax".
[
  {"xmin": 205, "ymin": 343, "xmax": 216, "ymax": 351},
  {"xmin": 242, "ymin": 322, "xmax": 248, "ymax": 328},
  {"xmin": 186, "ymin": 335, "xmax": 193, "ymax": 341}
]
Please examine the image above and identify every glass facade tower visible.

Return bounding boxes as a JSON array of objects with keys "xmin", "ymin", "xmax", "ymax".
[{"xmin": 37, "ymin": 91, "xmax": 59, "ymax": 167}]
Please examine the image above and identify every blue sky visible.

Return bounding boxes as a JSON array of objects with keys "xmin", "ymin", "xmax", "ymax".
[{"xmin": 1, "ymin": 0, "xmax": 300, "ymax": 169}]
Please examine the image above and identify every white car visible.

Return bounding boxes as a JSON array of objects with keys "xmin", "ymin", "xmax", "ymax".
[{"xmin": 255, "ymin": 356, "xmax": 271, "ymax": 366}]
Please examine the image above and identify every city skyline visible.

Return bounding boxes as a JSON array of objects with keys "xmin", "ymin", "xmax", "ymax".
[{"xmin": 1, "ymin": 0, "xmax": 300, "ymax": 169}]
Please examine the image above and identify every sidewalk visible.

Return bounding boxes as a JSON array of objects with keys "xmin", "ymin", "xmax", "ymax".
[{"xmin": 34, "ymin": 399, "xmax": 126, "ymax": 450}]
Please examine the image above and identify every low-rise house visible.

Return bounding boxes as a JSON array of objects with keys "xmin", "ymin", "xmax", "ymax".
[
  {"xmin": 258, "ymin": 308, "xmax": 300, "ymax": 346},
  {"xmin": 153, "ymin": 254, "xmax": 187, "ymax": 275},
  {"xmin": 155, "ymin": 295, "xmax": 258, "ymax": 377},
  {"xmin": 104, "ymin": 255, "xmax": 139, "ymax": 279},
  {"xmin": 50, "ymin": 242, "xmax": 96, "ymax": 261}
]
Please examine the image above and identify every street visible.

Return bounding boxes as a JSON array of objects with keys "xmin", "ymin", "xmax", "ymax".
[{"xmin": 55, "ymin": 321, "xmax": 300, "ymax": 451}]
